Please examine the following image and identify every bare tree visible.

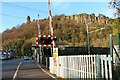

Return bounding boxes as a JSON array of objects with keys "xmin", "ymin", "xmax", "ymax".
[{"xmin": 109, "ymin": 0, "xmax": 120, "ymax": 17}]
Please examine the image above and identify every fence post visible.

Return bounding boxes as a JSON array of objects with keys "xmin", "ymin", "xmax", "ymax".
[
  {"xmin": 80, "ymin": 55, "xmax": 82, "ymax": 78},
  {"xmin": 83, "ymin": 55, "xmax": 85, "ymax": 79},
  {"xmin": 104, "ymin": 55, "xmax": 108, "ymax": 80},
  {"xmin": 110, "ymin": 34, "xmax": 113, "ymax": 80},
  {"xmin": 110, "ymin": 34, "xmax": 113, "ymax": 60},
  {"xmin": 94, "ymin": 54, "xmax": 96, "ymax": 80},
  {"xmin": 86, "ymin": 55, "xmax": 89, "ymax": 78},
  {"xmin": 101, "ymin": 55, "xmax": 104, "ymax": 78},
  {"xmin": 96, "ymin": 54, "xmax": 100, "ymax": 78},
  {"xmin": 84, "ymin": 55, "xmax": 87, "ymax": 79},
  {"xmin": 91, "ymin": 55, "xmax": 94, "ymax": 79},
  {"xmin": 108, "ymin": 55, "xmax": 112, "ymax": 80}
]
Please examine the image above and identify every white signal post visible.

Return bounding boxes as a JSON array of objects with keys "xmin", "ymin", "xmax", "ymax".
[
  {"xmin": 35, "ymin": 0, "xmax": 56, "ymax": 64},
  {"xmin": 37, "ymin": 14, "xmax": 41, "ymax": 35},
  {"xmin": 37, "ymin": 14, "xmax": 42, "ymax": 63}
]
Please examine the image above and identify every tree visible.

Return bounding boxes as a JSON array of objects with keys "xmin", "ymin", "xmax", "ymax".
[
  {"xmin": 109, "ymin": 0, "xmax": 120, "ymax": 17},
  {"xmin": 22, "ymin": 40, "xmax": 32, "ymax": 56},
  {"xmin": 109, "ymin": 1, "xmax": 120, "ymax": 46},
  {"xmin": 2, "ymin": 13, "xmax": 119, "ymax": 48},
  {"xmin": 26, "ymin": 15, "xmax": 31, "ymax": 24},
  {"xmin": 21, "ymin": 38, "xmax": 35, "ymax": 56}
]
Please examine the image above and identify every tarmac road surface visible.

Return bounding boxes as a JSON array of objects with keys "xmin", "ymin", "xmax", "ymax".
[{"xmin": 1, "ymin": 58, "xmax": 55, "ymax": 80}]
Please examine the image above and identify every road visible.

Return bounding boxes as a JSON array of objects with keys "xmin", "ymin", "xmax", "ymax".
[{"xmin": 1, "ymin": 58, "xmax": 55, "ymax": 80}]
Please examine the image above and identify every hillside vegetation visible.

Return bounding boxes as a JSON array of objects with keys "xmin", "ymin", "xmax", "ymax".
[{"xmin": 2, "ymin": 13, "xmax": 120, "ymax": 55}]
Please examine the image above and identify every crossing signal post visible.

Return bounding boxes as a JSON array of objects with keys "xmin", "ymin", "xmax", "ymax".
[
  {"xmin": 35, "ymin": 0, "xmax": 58, "ymax": 68},
  {"xmin": 53, "ymin": 48, "xmax": 58, "ymax": 66},
  {"xmin": 35, "ymin": 34, "xmax": 57, "ymax": 62},
  {"xmin": 35, "ymin": 34, "xmax": 57, "ymax": 69}
]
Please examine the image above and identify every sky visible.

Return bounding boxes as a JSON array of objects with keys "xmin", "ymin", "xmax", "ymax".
[{"xmin": 0, "ymin": 0, "xmax": 115, "ymax": 33}]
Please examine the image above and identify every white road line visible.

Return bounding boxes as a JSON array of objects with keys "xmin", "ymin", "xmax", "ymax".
[
  {"xmin": 13, "ymin": 62, "xmax": 22, "ymax": 80},
  {"xmin": 38, "ymin": 64, "xmax": 57, "ymax": 80}
]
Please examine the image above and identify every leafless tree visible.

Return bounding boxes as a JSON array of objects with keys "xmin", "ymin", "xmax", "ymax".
[{"xmin": 109, "ymin": 0, "xmax": 120, "ymax": 17}]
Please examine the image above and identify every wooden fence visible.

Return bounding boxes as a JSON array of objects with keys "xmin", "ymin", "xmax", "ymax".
[{"xmin": 49, "ymin": 55, "xmax": 112, "ymax": 79}]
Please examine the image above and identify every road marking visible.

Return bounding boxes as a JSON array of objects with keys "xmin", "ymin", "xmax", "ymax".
[
  {"xmin": 13, "ymin": 62, "xmax": 22, "ymax": 80},
  {"xmin": 38, "ymin": 64, "xmax": 57, "ymax": 80}
]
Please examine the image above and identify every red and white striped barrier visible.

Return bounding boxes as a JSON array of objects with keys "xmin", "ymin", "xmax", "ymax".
[{"xmin": 48, "ymin": 0, "xmax": 56, "ymax": 48}]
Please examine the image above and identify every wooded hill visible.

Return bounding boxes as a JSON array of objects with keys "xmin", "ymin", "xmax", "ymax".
[{"xmin": 2, "ymin": 13, "xmax": 120, "ymax": 56}]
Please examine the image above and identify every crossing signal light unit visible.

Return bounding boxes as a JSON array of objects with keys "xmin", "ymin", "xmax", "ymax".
[
  {"xmin": 38, "ymin": 37, "xmax": 51, "ymax": 44},
  {"xmin": 36, "ymin": 34, "xmax": 57, "ymax": 47},
  {"xmin": 38, "ymin": 37, "xmax": 57, "ymax": 44}
]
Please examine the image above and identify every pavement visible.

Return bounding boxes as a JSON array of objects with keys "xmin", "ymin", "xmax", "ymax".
[{"xmin": 18, "ymin": 61, "xmax": 54, "ymax": 79}]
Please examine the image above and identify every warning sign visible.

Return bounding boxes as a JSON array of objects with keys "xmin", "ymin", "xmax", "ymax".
[
  {"xmin": 53, "ymin": 48, "xmax": 58, "ymax": 58},
  {"xmin": 54, "ymin": 59, "xmax": 57, "ymax": 66}
]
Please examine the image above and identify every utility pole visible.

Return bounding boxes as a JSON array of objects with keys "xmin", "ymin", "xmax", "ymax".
[
  {"xmin": 84, "ymin": 19, "xmax": 90, "ymax": 54},
  {"xmin": 84, "ymin": 17, "xmax": 106, "ymax": 54}
]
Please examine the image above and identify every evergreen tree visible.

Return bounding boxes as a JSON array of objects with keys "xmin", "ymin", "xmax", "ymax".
[{"xmin": 26, "ymin": 15, "xmax": 31, "ymax": 24}]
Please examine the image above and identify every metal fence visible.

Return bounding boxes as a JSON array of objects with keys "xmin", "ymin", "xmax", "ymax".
[{"xmin": 49, "ymin": 55, "xmax": 112, "ymax": 79}]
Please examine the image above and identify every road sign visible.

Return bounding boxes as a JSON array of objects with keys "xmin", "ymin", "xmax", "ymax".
[
  {"xmin": 53, "ymin": 48, "xmax": 58, "ymax": 58},
  {"xmin": 31, "ymin": 44, "xmax": 36, "ymax": 50},
  {"xmin": 54, "ymin": 59, "xmax": 57, "ymax": 66}
]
